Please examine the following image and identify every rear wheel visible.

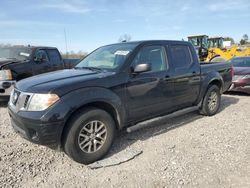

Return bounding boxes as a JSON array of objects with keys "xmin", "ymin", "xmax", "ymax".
[
  {"xmin": 200, "ymin": 85, "xmax": 221, "ymax": 116},
  {"xmin": 63, "ymin": 108, "xmax": 116, "ymax": 164}
]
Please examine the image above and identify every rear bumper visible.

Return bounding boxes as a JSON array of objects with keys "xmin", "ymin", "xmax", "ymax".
[
  {"xmin": 230, "ymin": 84, "xmax": 250, "ymax": 94},
  {"xmin": 229, "ymin": 80, "xmax": 250, "ymax": 94},
  {"xmin": 0, "ymin": 80, "xmax": 16, "ymax": 96},
  {"xmin": 8, "ymin": 106, "xmax": 65, "ymax": 149}
]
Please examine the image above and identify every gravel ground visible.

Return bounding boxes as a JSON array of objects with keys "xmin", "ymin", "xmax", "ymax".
[{"xmin": 0, "ymin": 93, "xmax": 250, "ymax": 188}]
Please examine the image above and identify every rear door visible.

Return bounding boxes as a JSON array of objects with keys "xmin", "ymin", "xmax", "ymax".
[
  {"xmin": 168, "ymin": 44, "xmax": 201, "ymax": 109},
  {"xmin": 126, "ymin": 45, "xmax": 175, "ymax": 121},
  {"xmin": 46, "ymin": 49, "xmax": 65, "ymax": 71}
]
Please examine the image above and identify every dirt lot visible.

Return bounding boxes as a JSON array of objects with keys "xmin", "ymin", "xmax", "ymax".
[{"xmin": 0, "ymin": 93, "xmax": 250, "ymax": 188}]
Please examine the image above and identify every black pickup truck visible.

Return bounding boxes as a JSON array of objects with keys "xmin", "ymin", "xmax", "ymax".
[
  {"xmin": 8, "ymin": 40, "xmax": 232, "ymax": 164},
  {"xmin": 0, "ymin": 46, "xmax": 79, "ymax": 100}
]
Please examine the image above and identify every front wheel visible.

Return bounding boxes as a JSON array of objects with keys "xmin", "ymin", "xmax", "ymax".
[
  {"xmin": 63, "ymin": 108, "xmax": 116, "ymax": 164},
  {"xmin": 200, "ymin": 85, "xmax": 221, "ymax": 116}
]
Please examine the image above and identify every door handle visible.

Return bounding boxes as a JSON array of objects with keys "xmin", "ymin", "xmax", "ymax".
[{"xmin": 164, "ymin": 75, "xmax": 171, "ymax": 81}]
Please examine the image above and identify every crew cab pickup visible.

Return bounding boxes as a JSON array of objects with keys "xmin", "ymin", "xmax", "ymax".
[
  {"xmin": 8, "ymin": 40, "xmax": 232, "ymax": 164},
  {"xmin": 0, "ymin": 46, "xmax": 79, "ymax": 100}
]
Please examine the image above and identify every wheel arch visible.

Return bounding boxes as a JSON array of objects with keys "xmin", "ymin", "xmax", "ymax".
[
  {"xmin": 58, "ymin": 87, "xmax": 127, "ymax": 147},
  {"xmin": 197, "ymin": 72, "xmax": 224, "ymax": 106},
  {"xmin": 60, "ymin": 100, "xmax": 121, "ymax": 148},
  {"xmin": 65, "ymin": 100, "xmax": 121, "ymax": 129}
]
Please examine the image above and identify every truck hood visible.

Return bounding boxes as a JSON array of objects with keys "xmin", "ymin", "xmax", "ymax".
[
  {"xmin": 0, "ymin": 58, "xmax": 26, "ymax": 69},
  {"xmin": 16, "ymin": 69, "xmax": 116, "ymax": 95},
  {"xmin": 233, "ymin": 67, "xmax": 250, "ymax": 75},
  {"xmin": 0, "ymin": 58, "xmax": 21, "ymax": 68}
]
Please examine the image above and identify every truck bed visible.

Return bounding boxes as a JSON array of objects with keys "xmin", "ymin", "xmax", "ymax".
[{"xmin": 200, "ymin": 61, "xmax": 232, "ymax": 92}]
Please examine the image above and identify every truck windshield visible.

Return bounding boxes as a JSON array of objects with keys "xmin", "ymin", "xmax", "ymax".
[
  {"xmin": 0, "ymin": 47, "xmax": 32, "ymax": 61},
  {"xmin": 76, "ymin": 43, "xmax": 137, "ymax": 71}
]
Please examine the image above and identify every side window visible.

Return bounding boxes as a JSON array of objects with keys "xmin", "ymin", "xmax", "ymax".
[
  {"xmin": 170, "ymin": 45, "xmax": 193, "ymax": 69},
  {"xmin": 34, "ymin": 49, "xmax": 49, "ymax": 62},
  {"xmin": 47, "ymin": 49, "xmax": 61, "ymax": 63},
  {"xmin": 132, "ymin": 46, "xmax": 168, "ymax": 72}
]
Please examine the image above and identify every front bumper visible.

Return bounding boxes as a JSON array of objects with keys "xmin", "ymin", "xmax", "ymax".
[
  {"xmin": 0, "ymin": 80, "xmax": 16, "ymax": 96},
  {"xmin": 8, "ymin": 106, "xmax": 65, "ymax": 149}
]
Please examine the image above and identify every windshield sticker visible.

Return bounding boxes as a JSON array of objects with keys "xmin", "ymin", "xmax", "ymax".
[
  {"xmin": 114, "ymin": 50, "xmax": 130, "ymax": 56},
  {"xmin": 19, "ymin": 52, "xmax": 30, "ymax": 57}
]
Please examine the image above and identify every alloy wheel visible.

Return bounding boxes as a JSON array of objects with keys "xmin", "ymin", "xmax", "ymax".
[
  {"xmin": 78, "ymin": 120, "xmax": 107, "ymax": 153},
  {"xmin": 208, "ymin": 91, "xmax": 218, "ymax": 112}
]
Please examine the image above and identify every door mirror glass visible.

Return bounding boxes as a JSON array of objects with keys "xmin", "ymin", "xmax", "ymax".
[
  {"xmin": 133, "ymin": 63, "xmax": 151, "ymax": 73},
  {"xmin": 34, "ymin": 56, "xmax": 43, "ymax": 63}
]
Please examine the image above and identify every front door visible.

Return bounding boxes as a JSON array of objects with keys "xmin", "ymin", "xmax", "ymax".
[
  {"xmin": 126, "ymin": 45, "xmax": 175, "ymax": 122},
  {"xmin": 32, "ymin": 49, "xmax": 52, "ymax": 75}
]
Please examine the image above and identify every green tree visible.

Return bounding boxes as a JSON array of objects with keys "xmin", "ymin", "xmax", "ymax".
[
  {"xmin": 240, "ymin": 39, "xmax": 246, "ymax": 45},
  {"xmin": 243, "ymin": 34, "xmax": 249, "ymax": 42},
  {"xmin": 240, "ymin": 34, "xmax": 249, "ymax": 45}
]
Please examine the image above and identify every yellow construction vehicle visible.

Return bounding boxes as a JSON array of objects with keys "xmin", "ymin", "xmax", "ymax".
[{"xmin": 188, "ymin": 35, "xmax": 250, "ymax": 62}]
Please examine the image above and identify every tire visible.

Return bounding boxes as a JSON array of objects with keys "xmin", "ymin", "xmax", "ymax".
[
  {"xmin": 200, "ymin": 85, "xmax": 221, "ymax": 116},
  {"xmin": 0, "ymin": 96, "xmax": 9, "ymax": 106},
  {"xmin": 63, "ymin": 108, "xmax": 116, "ymax": 164}
]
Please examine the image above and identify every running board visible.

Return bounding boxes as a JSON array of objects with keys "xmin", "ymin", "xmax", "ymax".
[{"xmin": 126, "ymin": 106, "xmax": 199, "ymax": 133}]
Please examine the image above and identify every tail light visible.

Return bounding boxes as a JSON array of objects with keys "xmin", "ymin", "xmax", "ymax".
[{"xmin": 230, "ymin": 66, "xmax": 234, "ymax": 78}]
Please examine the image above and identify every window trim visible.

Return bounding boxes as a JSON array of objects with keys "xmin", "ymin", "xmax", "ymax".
[
  {"xmin": 169, "ymin": 44, "xmax": 194, "ymax": 70},
  {"xmin": 131, "ymin": 45, "xmax": 169, "ymax": 73}
]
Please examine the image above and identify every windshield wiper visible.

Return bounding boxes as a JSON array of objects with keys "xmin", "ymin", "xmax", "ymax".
[
  {"xmin": 5, "ymin": 58, "xmax": 17, "ymax": 60},
  {"xmin": 4, "ymin": 58, "xmax": 28, "ymax": 62},
  {"xmin": 75, "ymin": 66, "xmax": 103, "ymax": 72}
]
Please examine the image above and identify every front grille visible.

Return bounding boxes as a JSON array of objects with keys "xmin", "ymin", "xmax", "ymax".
[
  {"xmin": 10, "ymin": 89, "xmax": 32, "ymax": 111},
  {"xmin": 23, "ymin": 95, "xmax": 30, "ymax": 108},
  {"xmin": 11, "ymin": 90, "xmax": 21, "ymax": 105}
]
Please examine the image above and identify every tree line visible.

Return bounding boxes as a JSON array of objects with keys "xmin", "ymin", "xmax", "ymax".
[{"xmin": 0, "ymin": 33, "xmax": 249, "ymax": 59}]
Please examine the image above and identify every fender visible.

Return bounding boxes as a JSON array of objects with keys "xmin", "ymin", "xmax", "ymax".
[
  {"xmin": 197, "ymin": 71, "xmax": 223, "ymax": 104},
  {"xmin": 42, "ymin": 87, "xmax": 127, "ymax": 129}
]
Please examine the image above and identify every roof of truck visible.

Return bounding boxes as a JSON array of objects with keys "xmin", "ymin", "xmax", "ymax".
[
  {"xmin": 0, "ymin": 45, "xmax": 58, "ymax": 50},
  {"xmin": 108, "ymin": 40, "xmax": 191, "ymax": 46}
]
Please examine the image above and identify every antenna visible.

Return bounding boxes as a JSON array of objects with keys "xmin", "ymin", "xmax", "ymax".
[{"xmin": 64, "ymin": 29, "xmax": 68, "ymax": 58}]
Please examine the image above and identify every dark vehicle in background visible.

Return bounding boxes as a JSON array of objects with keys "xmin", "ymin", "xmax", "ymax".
[
  {"xmin": 0, "ymin": 46, "xmax": 80, "ymax": 100},
  {"xmin": 8, "ymin": 40, "xmax": 232, "ymax": 164},
  {"xmin": 229, "ymin": 56, "xmax": 250, "ymax": 94}
]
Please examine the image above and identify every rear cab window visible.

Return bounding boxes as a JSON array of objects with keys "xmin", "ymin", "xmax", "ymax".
[
  {"xmin": 169, "ymin": 45, "xmax": 193, "ymax": 70},
  {"xmin": 47, "ymin": 49, "xmax": 61, "ymax": 64}
]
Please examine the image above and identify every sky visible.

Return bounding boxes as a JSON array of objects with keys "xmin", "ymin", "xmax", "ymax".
[{"xmin": 0, "ymin": 0, "xmax": 249, "ymax": 53}]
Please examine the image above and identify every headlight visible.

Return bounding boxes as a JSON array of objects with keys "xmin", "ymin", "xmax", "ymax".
[
  {"xmin": 27, "ymin": 93, "xmax": 60, "ymax": 111},
  {"xmin": 0, "ymin": 69, "xmax": 12, "ymax": 80},
  {"xmin": 242, "ymin": 75, "xmax": 250, "ymax": 79}
]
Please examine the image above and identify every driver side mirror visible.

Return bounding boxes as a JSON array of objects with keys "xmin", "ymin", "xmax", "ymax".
[
  {"xmin": 34, "ymin": 51, "xmax": 47, "ymax": 63},
  {"xmin": 133, "ymin": 63, "xmax": 151, "ymax": 74},
  {"xmin": 34, "ymin": 56, "xmax": 43, "ymax": 63}
]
